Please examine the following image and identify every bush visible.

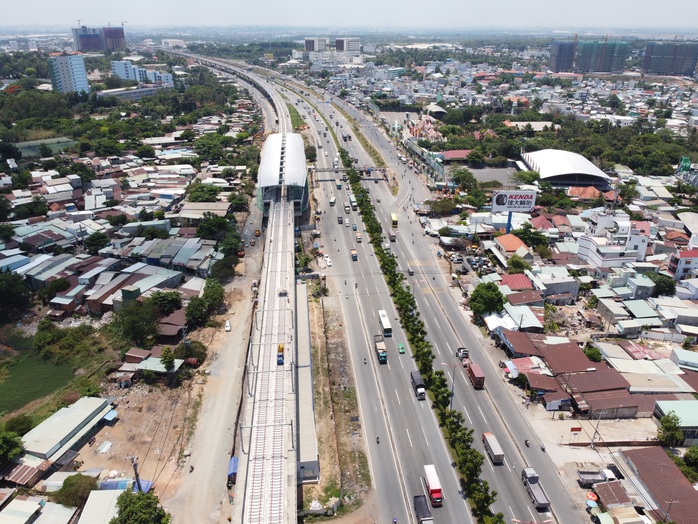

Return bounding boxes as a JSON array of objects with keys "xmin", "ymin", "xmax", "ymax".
[{"xmin": 53, "ymin": 474, "xmax": 97, "ymax": 507}]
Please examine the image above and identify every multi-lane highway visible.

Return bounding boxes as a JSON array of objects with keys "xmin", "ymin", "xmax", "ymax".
[{"xmin": 293, "ymin": 88, "xmax": 583, "ymax": 524}]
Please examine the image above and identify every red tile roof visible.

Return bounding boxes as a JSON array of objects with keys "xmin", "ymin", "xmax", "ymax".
[
  {"xmin": 529, "ymin": 215, "xmax": 553, "ymax": 230},
  {"xmin": 551, "ymin": 215, "xmax": 571, "ymax": 227},
  {"xmin": 500, "ymin": 273, "xmax": 534, "ymax": 290},
  {"xmin": 677, "ymin": 248, "xmax": 698, "ymax": 258},
  {"xmin": 496, "ymin": 233, "xmax": 528, "ymax": 252}
]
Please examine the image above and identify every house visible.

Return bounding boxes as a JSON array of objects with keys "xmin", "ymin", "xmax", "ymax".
[{"xmin": 668, "ymin": 248, "xmax": 698, "ymax": 281}]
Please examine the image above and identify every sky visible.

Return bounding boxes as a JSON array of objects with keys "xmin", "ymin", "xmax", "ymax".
[{"xmin": 3, "ymin": 0, "xmax": 698, "ymax": 31}]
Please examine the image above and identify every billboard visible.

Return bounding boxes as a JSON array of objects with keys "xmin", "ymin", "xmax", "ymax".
[{"xmin": 491, "ymin": 191, "xmax": 537, "ymax": 212}]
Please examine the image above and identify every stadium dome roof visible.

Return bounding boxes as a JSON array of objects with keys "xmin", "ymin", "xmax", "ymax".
[{"xmin": 522, "ymin": 149, "xmax": 612, "ymax": 188}]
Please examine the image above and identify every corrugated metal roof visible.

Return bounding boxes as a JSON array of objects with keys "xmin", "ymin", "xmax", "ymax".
[
  {"xmin": 78, "ymin": 490, "xmax": 124, "ymax": 524},
  {"xmin": 258, "ymin": 133, "xmax": 306, "ymax": 188}
]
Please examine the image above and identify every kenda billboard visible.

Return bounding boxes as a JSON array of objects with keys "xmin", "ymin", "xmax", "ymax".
[{"xmin": 491, "ymin": 190, "xmax": 537, "ymax": 212}]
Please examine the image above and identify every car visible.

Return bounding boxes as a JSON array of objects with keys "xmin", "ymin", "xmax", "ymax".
[
  {"xmin": 352, "ymin": 224, "xmax": 357, "ymax": 231},
  {"xmin": 345, "ymin": 220, "xmax": 350, "ymax": 227},
  {"xmin": 325, "ymin": 151, "xmax": 328, "ymax": 156},
  {"xmin": 324, "ymin": 254, "xmax": 330, "ymax": 261},
  {"xmin": 408, "ymin": 268, "xmax": 414, "ymax": 276},
  {"xmin": 338, "ymin": 216, "xmax": 343, "ymax": 224},
  {"xmin": 397, "ymin": 343, "xmax": 405, "ymax": 354},
  {"xmin": 225, "ymin": 320, "xmax": 231, "ymax": 332},
  {"xmin": 327, "ymin": 258, "xmax": 333, "ymax": 267}
]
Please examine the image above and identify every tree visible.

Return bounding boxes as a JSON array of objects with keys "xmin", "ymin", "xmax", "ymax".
[
  {"xmin": 202, "ymin": 278, "xmax": 225, "ymax": 311},
  {"xmin": 112, "ymin": 300, "xmax": 160, "ymax": 347},
  {"xmin": 426, "ymin": 199, "xmax": 456, "ymax": 216},
  {"xmin": 38, "ymin": 277, "xmax": 70, "ymax": 305},
  {"xmin": 38, "ymin": 143, "xmax": 53, "ymax": 158},
  {"xmin": 506, "ymin": 254, "xmax": 531, "ymax": 274},
  {"xmin": 197, "ymin": 212, "xmax": 229, "ymax": 240},
  {"xmin": 0, "ymin": 270, "xmax": 32, "ymax": 324},
  {"xmin": 618, "ymin": 182, "xmax": 639, "ymax": 203},
  {"xmin": 510, "ymin": 222, "xmax": 548, "ymax": 249},
  {"xmin": 511, "ymin": 170, "xmax": 540, "ymax": 185},
  {"xmin": 657, "ymin": 411, "xmax": 684, "ymax": 447},
  {"xmin": 84, "ymin": 231, "xmax": 110, "ymax": 254},
  {"xmin": 0, "ymin": 430, "xmax": 23, "ymax": 463},
  {"xmin": 110, "ymin": 490, "xmax": 171, "ymax": 524},
  {"xmin": 0, "ymin": 198, "xmax": 12, "ymax": 222},
  {"xmin": 54, "ymin": 473, "xmax": 97, "ymax": 507},
  {"xmin": 136, "ymin": 144, "xmax": 156, "ymax": 158},
  {"xmin": 228, "ymin": 193, "xmax": 249, "ymax": 212},
  {"xmin": 161, "ymin": 346, "xmax": 176, "ymax": 387},
  {"xmin": 185, "ymin": 296, "xmax": 209, "ymax": 327},
  {"xmin": 584, "ymin": 345, "xmax": 602, "ymax": 362},
  {"xmin": 644, "ymin": 271, "xmax": 676, "ymax": 297},
  {"xmin": 684, "ymin": 446, "xmax": 698, "ymax": 470},
  {"xmin": 13, "ymin": 196, "xmax": 48, "ymax": 220},
  {"xmin": 451, "ymin": 167, "xmax": 478, "ymax": 192},
  {"xmin": 147, "ymin": 291, "xmax": 182, "ymax": 316},
  {"xmin": 469, "ymin": 282, "xmax": 505, "ymax": 318},
  {"xmin": 4, "ymin": 414, "xmax": 33, "ymax": 435},
  {"xmin": 218, "ymin": 231, "xmax": 242, "ymax": 257},
  {"xmin": 188, "ymin": 184, "xmax": 222, "ymax": 203}
]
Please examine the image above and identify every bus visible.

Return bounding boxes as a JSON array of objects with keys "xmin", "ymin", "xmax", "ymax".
[
  {"xmin": 378, "ymin": 310, "xmax": 392, "ymax": 337},
  {"xmin": 335, "ymin": 179, "xmax": 342, "ymax": 189},
  {"xmin": 390, "ymin": 213, "xmax": 398, "ymax": 228},
  {"xmin": 349, "ymin": 194, "xmax": 357, "ymax": 211},
  {"xmin": 330, "ymin": 197, "xmax": 337, "ymax": 207}
]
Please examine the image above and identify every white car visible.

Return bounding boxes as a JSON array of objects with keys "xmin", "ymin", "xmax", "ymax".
[
  {"xmin": 224, "ymin": 320, "xmax": 231, "ymax": 332},
  {"xmin": 324, "ymin": 254, "xmax": 330, "ymax": 261},
  {"xmin": 327, "ymin": 258, "xmax": 333, "ymax": 267}
]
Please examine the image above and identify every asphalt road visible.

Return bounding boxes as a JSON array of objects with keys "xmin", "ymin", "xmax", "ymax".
[{"xmin": 304, "ymin": 91, "xmax": 585, "ymax": 524}]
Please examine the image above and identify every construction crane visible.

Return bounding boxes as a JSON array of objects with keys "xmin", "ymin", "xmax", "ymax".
[{"xmin": 121, "ymin": 20, "xmax": 128, "ymax": 27}]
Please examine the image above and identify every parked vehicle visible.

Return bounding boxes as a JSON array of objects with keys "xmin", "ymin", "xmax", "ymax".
[
  {"xmin": 410, "ymin": 371, "xmax": 426, "ymax": 400},
  {"xmin": 424, "ymin": 465, "xmax": 443, "ymax": 507},
  {"xmin": 413, "ymin": 495, "xmax": 434, "ymax": 524},
  {"xmin": 521, "ymin": 467, "xmax": 550, "ymax": 510},
  {"xmin": 374, "ymin": 334, "xmax": 387, "ymax": 364},
  {"xmin": 467, "ymin": 362, "xmax": 485, "ymax": 389},
  {"xmin": 577, "ymin": 468, "xmax": 617, "ymax": 488},
  {"xmin": 482, "ymin": 432, "xmax": 504, "ymax": 465},
  {"xmin": 224, "ymin": 320, "xmax": 231, "ymax": 332}
]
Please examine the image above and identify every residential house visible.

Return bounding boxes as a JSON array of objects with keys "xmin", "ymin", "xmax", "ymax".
[{"xmin": 668, "ymin": 248, "xmax": 698, "ymax": 280}]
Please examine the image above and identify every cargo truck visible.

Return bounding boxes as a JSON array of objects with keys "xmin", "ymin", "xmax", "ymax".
[
  {"xmin": 388, "ymin": 230, "xmax": 397, "ymax": 242},
  {"xmin": 467, "ymin": 362, "xmax": 485, "ymax": 389},
  {"xmin": 521, "ymin": 467, "xmax": 550, "ymax": 510},
  {"xmin": 410, "ymin": 371, "xmax": 426, "ymax": 400},
  {"xmin": 577, "ymin": 468, "xmax": 617, "ymax": 488},
  {"xmin": 374, "ymin": 335, "xmax": 387, "ymax": 364},
  {"xmin": 277, "ymin": 344, "xmax": 284, "ymax": 365},
  {"xmin": 424, "ymin": 465, "xmax": 443, "ymax": 507},
  {"xmin": 350, "ymin": 249, "xmax": 358, "ymax": 261},
  {"xmin": 482, "ymin": 432, "xmax": 504, "ymax": 465},
  {"xmin": 413, "ymin": 495, "xmax": 434, "ymax": 524}
]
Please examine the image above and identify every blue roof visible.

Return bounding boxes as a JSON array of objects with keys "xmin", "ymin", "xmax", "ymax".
[{"xmin": 103, "ymin": 409, "xmax": 119, "ymax": 421}]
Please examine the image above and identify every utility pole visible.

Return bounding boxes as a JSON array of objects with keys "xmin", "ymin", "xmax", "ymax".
[{"xmin": 128, "ymin": 456, "xmax": 144, "ymax": 493}]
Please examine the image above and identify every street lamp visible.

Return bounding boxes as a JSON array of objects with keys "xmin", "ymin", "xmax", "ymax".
[{"xmin": 441, "ymin": 362, "xmax": 458, "ymax": 411}]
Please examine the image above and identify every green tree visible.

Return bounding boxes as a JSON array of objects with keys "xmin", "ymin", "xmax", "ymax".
[
  {"xmin": 451, "ymin": 167, "xmax": 478, "ymax": 192},
  {"xmin": 4, "ymin": 414, "xmax": 33, "ymax": 435},
  {"xmin": 38, "ymin": 143, "xmax": 53, "ymax": 158},
  {"xmin": 218, "ymin": 231, "xmax": 242, "ymax": 257},
  {"xmin": 684, "ymin": 446, "xmax": 698, "ymax": 470},
  {"xmin": 0, "ymin": 271, "xmax": 32, "ymax": 324},
  {"xmin": 511, "ymin": 171, "xmax": 540, "ymax": 185},
  {"xmin": 618, "ymin": 182, "xmax": 639, "ymax": 203},
  {"xmin": 54, "ymin": 473, "xmax": 97, "ymax": 507},
  {"xmin": 0, "ymin": 198, "xmax": 12, "ymax": 222},
  {"xmin": 0, "ymin": 430, "xmax": 23, "ymax": 463},
  {"xmin": 38, "ymin": 277, "xmax": 70, "ymax": 305},
  {"xmin": 202, "ymin": 278, "xmax": 225, "ymax": 311},
  {"xmin": 188, "ymin": 184, "xmax": 222, "ymax": 203},
  {"xmin": 185, "ymin": 296, "xmax": 209, "ymax": 327},
  {"xmin": 161, "ymin": 346, "xmax": 176, "ymax": 387},
  {"xmin": 84, "ymin": 231, "xmax": 110, "ymax": 254},
  {"xmin": 584, "ymin": 346, "xmax": 602, "ymax": 362},
  {"xmin": 228, "ymin": 193, "xmax": 249, "ymax": 212},
  {"xmin": 197, "ymin": 212, "xmax": 229, "ymax": 240},
  {"xmin": 13, "ymin": 196, "xmax": 48, "ymax": 220},
  {"xmin": 426, "ymin": 199, "xmax": 456, "ymax": 216},
  {"xmin": 211, "ymin": 256, "xmax": 237, "ymax": 280},
  {"xmin": 510, "ymin": 222, "xmax": 548, "ymax": 249},
  {"xmin": 136, "ymin": 144, "xmax": 156, "ymax": 158},
  {"xmin": 644, "ymin": 271, "xmax": 676, "ymax": 297},
  {"xmin": 506, "ymin": 254, "xmax": 531, "ymax": 274},
  {"xmin": 469, "ymin": 282, "xmax": 505, "ymax": 318},
  {"xmin": 147, "ymin": 291, "xmax": 182, "ymax": 316},
  {"xmin": 112, "ymin": 300, "xmax": 160, "ymax": 347},
  {"xmin": 110, "ymin": 490, "xmax": 171, "ymax": 524},
  {"xmin": 657, "ymin": 411, "xmax": 684, "ymax": 447}
]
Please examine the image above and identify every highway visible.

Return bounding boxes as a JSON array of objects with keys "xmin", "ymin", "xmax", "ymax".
[{"xmin": 293, "ymin": 88, "xmax": 583, "ymax": 524}]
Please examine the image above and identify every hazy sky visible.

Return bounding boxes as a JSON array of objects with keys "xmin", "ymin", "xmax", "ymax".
[{"xmin": 3, "ymin": 0, "xmax": 698, "ymax": 30}]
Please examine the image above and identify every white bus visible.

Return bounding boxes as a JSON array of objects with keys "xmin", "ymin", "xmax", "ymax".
[
  {"xmin": 330, "ymin": 197, "xmax": 337, "ymax": 207},
  {"xmin": 378, "ymin": 310, "xmax": 392, "ymax": 337}
]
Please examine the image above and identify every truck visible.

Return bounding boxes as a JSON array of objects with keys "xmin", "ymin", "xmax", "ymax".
[
  {"xmin": 577, "ymin": 468, "xmax": 617, "ymax": 488},
  {"xmin": 350, "ymin": 249, "xmax": 358, "ymax": 261},
  {"xmin": 424, "ymin": 464, "xmax": 443, "ymax": 507},
  {"xmin": 374, "ymin": 335, "xmax": 387, "ymax": 364},
  {"xmin": 388, "ymin": 230, "xmax": 397, "ymax": 242},
  {"xmin": 482, "ymin": 432, "xmax": 504, "ymax": 465},
  {"xmin": 521, "ymin": 467, "xmax": 550, "ymax": 510},
  {"xmin": 413, "ymin": 495, "xmax": 434, "ymax": 524},
  {"xmin": 355, "ymin": 232, "xmax": 362, "ymax": 243},
  {"xmin": 410, "ymin": 371, "xmax": 426, "ymax": 400},
  {"xmin": 456, "ymin": 347, "xmax": 470, "ymax": 367},
  {"xmin": 277, "ymin": 344, "xmax": 284, "ymax": 365},
  {"xmin": 467, "ymin": 362, "xmax": 485, "ymax": 389}
]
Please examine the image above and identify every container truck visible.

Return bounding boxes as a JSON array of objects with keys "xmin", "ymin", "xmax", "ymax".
[
  {"xmin": 374, "ymin": 335, "xmax": 387, "ymax": 364},
  {"xmin": 413, "ymin": 495, "xmax": 434, "ymax": 524},
  {"xmin": 410, "ymin": 371, "xmax": 426, "ymax": 400},
  {"xmin": 482, "ymin": 432, "xmax": 504, "ymax": 465},
  {"xmin": 467, "ymin": 362, "xmax": 485, "ymax": 389},
  {"xmin": 388, "ymin": 230, "xmax": 397, "ymax": 242},
  {"xmin": 277, "ymin": 344, "xmax": 284, "ymax": 365},
  {"xmin": 424, "ymin": 464, "xmax": 443, "ymax": 507},
  {"xmin": 521, "ymin": 467, "xmax": 550, "ymax": 510}
]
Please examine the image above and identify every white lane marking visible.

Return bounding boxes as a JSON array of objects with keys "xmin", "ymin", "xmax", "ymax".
[
  {"xmin": 405, "ymin": 428, "xmax": 413, "ymax": 447},
  {"xmin": 478, "ymin": 406, "xmax": 489, "ymax": 424}
]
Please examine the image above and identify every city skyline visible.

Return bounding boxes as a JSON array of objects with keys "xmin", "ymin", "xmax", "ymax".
[{"xmin": 2, "ymin": 0, "xmax": 698, "ymax": 30}]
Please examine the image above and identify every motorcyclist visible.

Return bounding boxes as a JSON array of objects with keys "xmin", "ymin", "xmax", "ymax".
[
  {"xmin": 376, "ymin": 436, "xmax": 380, "ymax": 444},
  {"xmin": 525, "ymin": 439, "xmax": 530, "ymax": 447}
]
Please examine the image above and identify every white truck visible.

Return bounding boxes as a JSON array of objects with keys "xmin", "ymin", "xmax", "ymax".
[
  {"xmin": 577, "ymin": 468, "xmax": 617, "ymax": 488},
  {"xmin": 521, "ymin": 467, "xmax": 550, "ymax": 510},
  {"xmin": 482, "ymin": 432, "xmax": 504, "ymax": 465}
]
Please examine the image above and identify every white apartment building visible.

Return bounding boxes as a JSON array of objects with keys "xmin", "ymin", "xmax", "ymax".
[
  {"xmin": 577, "ymin": 235, "xmax": 643, "ymax": 268},
  {"xmin": 111, "ymin": 61, "xmax": 174, "ymax": 86}
]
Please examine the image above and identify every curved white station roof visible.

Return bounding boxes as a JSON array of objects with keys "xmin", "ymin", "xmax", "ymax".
[
  {"xmin": 523, "ymin": 149, "xmax": 611, "ymax": 182},
  {"xmin": 258, "ymin": 133, "xmax": 307, "ymax": 188}
]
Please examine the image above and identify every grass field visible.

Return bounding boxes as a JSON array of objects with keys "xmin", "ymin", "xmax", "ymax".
[{"xmin": 0, "ymin": 351, "xmax": 75, "ymax": 414}]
